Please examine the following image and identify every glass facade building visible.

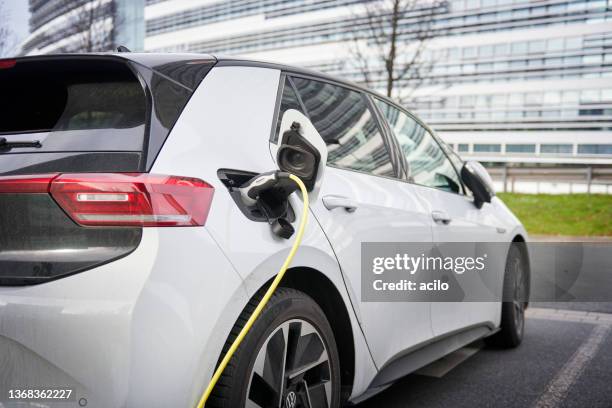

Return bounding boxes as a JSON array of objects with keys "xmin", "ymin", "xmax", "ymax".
[
  {"xmin": 20, "ymin": 0, "xmax": 144, "ymax": 55},
  {"xmin": 144, "ymin": 0, "xmax": 612, "ymax": 165}
]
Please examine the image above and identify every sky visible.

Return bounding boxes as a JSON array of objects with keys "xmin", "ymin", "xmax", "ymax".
[{"xmin": 3, "ymin": 0, "xmax": 30, "ymax": 52}]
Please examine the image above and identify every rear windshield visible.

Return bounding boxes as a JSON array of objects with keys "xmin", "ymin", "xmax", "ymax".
[{"xmin": 0, "ymin": 58, "xmax": 146, "ymax": 152}]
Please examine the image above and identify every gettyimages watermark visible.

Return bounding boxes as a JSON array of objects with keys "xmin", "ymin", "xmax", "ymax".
[{"xmin": 361, "ymin": 242, "xmax": 612, "ymax": 302}]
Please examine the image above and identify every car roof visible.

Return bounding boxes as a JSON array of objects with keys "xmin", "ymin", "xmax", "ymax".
[{"xmin": 7, "ymin": 51, "xmax": 397, "ymax": 109}]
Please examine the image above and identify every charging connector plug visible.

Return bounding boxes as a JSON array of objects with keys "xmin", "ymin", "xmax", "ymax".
[{"xmin": 237, "ymin": 171, "xmax": 299, "ymax": 238}]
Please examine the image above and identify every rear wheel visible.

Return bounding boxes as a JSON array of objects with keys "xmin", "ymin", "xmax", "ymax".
[
  {"xmin": 486, "ymin": 243, "xmax": 528, "ymax": 348},
  {"xmin": 208, "ymin": 288, "xmax": 341, "ymax": 408}
]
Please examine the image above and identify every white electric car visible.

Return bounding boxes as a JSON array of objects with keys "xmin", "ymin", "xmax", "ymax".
[{"xmin": 0, "ymin": 53, "xmax": 529, "ymax": 408}]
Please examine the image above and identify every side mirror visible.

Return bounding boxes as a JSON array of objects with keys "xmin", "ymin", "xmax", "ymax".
[
  {"xmin": 461, "ymin": 161, "xmax": 495, "ymax": 209},
  {"xmin": 275, "ymin": 109, "xmax": 327, "ymax": 198}
]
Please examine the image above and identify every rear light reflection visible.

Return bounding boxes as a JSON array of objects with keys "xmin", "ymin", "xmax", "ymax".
[{"xmin": 0, "ymin": 173, "xmax": 214, "ymax": 227}]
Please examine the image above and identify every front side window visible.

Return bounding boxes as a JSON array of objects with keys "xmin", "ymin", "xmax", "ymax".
[
  {"xmin": 291, "ymin": 77, "xmax": 394, "ymax": 177},
  {"xmin": 376, "ymin": 99, "xmax": 462, "ymax": 194}
]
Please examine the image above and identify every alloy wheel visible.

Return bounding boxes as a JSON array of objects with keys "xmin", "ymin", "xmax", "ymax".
[{"xmin": 245, "ymin": 319, "xmax": 332, "ymax": 408}]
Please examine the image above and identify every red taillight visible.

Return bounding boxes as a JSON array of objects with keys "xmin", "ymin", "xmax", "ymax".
[
  {"xmin": 0, "ymin": 174, "xmax": 58, "ymax": 193},
  {"xmin": 0, "ymin": 59, "xmax": 16, "ymax": 69},
  {"xmin": 0, "ymin": 173, "xmax": 214, "ymax": 227},
  {"xmin": 50, "ymin": 173, "xmax": 214, "ymax": 227}
]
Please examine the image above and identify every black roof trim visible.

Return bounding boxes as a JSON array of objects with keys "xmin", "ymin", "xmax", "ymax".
[
  {"xmin": 120, "ymin": 52, "xmax": 217, "ymax": 70},
  {"xmin": 11, "ymin": 52, "xmax": 217, "ymax": 73}
]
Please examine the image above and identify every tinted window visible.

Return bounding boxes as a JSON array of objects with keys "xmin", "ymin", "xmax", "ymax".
[
  {"xmin": 376, "ymin": 100, "xmax": 462, "ymax": 194},
  {"xmin": 0, "ymin": 58, "xmax": 145, "ymax": 138},
  {"xmin": 274, "ymin": 77, "xmax": 304, "ymax": 142},
  {"xmin": 292, "ymin": 77, "xmax": 393, "ymax": 177},
  {"xmin": 0, "ymin": 56, "xmax": 215, "ymax": 175}
]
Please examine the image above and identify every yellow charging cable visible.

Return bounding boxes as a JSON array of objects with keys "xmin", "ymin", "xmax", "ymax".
[{"xmin": 196, "ymin": 173, "xmax": 309, "ymax": 408}]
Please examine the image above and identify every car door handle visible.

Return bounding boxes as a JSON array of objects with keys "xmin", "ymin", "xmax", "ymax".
[
  {"xmin": 431, "ymin": 210, "xmax": 452, "ymax": 225},
  {"xmin": 322, "ymin": 195, "xmax": 358, "ymax": 213}
]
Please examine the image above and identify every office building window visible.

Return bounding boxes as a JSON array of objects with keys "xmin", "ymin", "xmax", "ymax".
[
  {"xmin": 540, "ymin": 144, "xmax": 573, "ymax": 154},
  {"xmin": 506, "ymin": 144, "xmax": 536, "ymax": 153},
  {"xmin": 577, "ymin": 144, "xmax": 612, "ymax": 155},
  {"xmin": 473, "ymin": 144, "xmax": 501, "ymax": 152}
]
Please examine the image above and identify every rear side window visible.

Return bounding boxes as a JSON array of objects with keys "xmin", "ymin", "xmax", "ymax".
[
  {"xmin": 291, "ymin": 77, "xmax": 394, "ymax": 177},
  {"xmin": 0, "ymin": 58, "xmax": 146, "ymax": 151},
  {"xmin": 376, "ymin": 99, "xmax": 462, "ymax": 194}
]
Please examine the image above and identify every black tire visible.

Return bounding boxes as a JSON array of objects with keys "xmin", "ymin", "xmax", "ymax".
[
  {"xmin": 485, "ymin": 243, "xmax": 528, "ymax": 348},
  {"xmin": 208, "ymin": 287, "xmax": 342, "ymax": 408}
]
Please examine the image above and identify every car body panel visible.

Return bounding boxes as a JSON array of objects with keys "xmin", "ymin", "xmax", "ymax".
[
  {"xmin": 306, "ymin": 166, "xmax": 436, "ymax": 367},
  {"xmin": 413, "ymin": 185, "xmax": 505, "ymax": 335}
]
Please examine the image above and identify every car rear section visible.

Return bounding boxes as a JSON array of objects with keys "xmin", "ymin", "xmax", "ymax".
[
  {"xmin": 0, "ymin": 54, "xmax": 218, "ymax": 282},
  {"xmin": 0, "ymin": 54, "xmax": 250, "ymax": 407}
]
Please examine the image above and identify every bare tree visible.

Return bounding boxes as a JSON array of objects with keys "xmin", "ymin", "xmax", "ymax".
[
  {"xmin": 348, "ymin": 0, "xmax": 447, "ymax": 100},
  {"xmin": 57, "ymin": 0, "xmax": 121, "ymax": 52},
  {"xmin": 0, "ymin": 0, "xmax": 15, "ymax": 57}
]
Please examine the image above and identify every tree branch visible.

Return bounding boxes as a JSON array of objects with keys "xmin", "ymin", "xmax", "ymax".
[{"xmin": 347, "ymin": 0, "xmax": 447, "ymax": 100}]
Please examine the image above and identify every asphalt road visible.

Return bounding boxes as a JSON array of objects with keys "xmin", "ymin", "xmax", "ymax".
[{"xmin": 353, "ymin": 304, "xmax": 612, "ymax": 408}]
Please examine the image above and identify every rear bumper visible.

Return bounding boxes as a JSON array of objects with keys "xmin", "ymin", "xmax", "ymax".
[{"xmin": 0, "ymin": 227, "xmax": 248, "ymax": 407}]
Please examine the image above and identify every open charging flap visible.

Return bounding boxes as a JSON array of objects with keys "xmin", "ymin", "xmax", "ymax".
[{"xmin": 271, "ymin": 109, "xmax": 327, "ymax": 202}]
